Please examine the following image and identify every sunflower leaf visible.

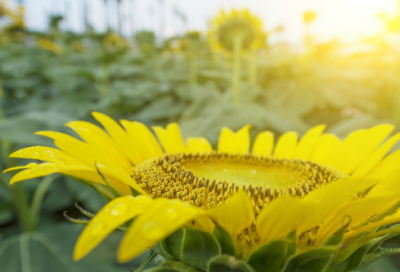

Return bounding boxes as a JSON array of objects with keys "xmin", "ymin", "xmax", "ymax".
[
  {"xmin": 247, "ymin": 239, "xmax": 295, "ymax": 272},
  {"xmin": 213, "ymin": 223, "xmax": 235, "ymax": 256},
  {"xmin": 181, "ymin": 228, "xmax": 221, "ymax": 271},
  {"xmin": 208, "ymin": 255, "xmax": 254, "ymax": 272}
]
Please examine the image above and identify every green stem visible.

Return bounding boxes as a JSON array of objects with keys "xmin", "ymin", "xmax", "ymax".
[
  {"xmin": 30, "ymin": 175, "xmax": 57, "ymax": 229},
  {"xmin": 0, "ymin": 140, "xmax": 33, "ymax": 232},
  {"xmin": 134, "ymin": 250, "xmax": 158, "ymax": 272},
  {"xmin": 188, "ymin": 53, "xmax": 197, "ymax": 88},
  {"xmin": 232, "ymin": 35, "xmax": 243, "ymax": 104},
  {"xmin": 11, "ymin": 182, "xmax": 34, "ymax": 232},
  {"xmin": 248, "ymin": 49, "xmax": 257, "ymax": 87}
]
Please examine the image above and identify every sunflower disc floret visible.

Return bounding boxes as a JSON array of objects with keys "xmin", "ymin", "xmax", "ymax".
[{"xmin": 6, "ymin": 112, "xmax": 400, "ymax": 272}]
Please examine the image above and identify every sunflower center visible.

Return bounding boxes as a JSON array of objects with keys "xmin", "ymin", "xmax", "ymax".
[{"xmin": 131, "ymin": 152, "xmax": 345, "ymax": 210}]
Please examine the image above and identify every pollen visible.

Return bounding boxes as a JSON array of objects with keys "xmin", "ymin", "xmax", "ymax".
[{"xmin": 131, "ymin": 152, "xmax": 345, "ymax": 210}]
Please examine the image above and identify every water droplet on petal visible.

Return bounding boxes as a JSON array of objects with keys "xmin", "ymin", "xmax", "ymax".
[
  {"xmin": 44, "ymin": 150, "xmax": 55, "ymax": 158},
  {"xmin": 143, "ymin": 222, "xmax": 164, "ymax": 240},
  {"xmin": 165, "ymin": 208, "xmax": 178, "ymax": 221},
  {"xmin": 31, "ymin": 152, "xmax": 40, "ymax": 157},
  {"xmin": 111, "ymin": 203, "xmax": 128, "ymax": 216}
]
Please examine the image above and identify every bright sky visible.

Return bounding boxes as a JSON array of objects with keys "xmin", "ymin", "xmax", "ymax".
[{"xmin": 23, "ymin": 0, "xmax": 399, "ymax": 44}]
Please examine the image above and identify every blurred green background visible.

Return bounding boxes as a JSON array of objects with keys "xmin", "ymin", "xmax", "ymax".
[{"xmin": 2, "ymin": 0, "xmax": 400, "ymax": 271}]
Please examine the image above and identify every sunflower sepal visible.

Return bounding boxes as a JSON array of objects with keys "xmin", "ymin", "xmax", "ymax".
[
  {"xmin": 208, "ymin": 255, "xmax": 254, "ymax": 272},
  {"xmin": 323, "ymin": 226, "xmax": 347, "ymax": 247},
  {"xmin": 94, "ymin": 164, "xmax": 123, "ymax": 198},
  {"xmin": 160, "ymin": 227, "xmax": 222, "ymax": 271},
  {"xmin": 246, "ymin": 239, "xmax": 296, "ymax": 272},
  {"xmin": 332, "ymin": 224, "xmax": 400, "ymax": 266},
  {"xmin": 144, "ymin": 259, "xmax": 202, "ymax": 272},
  {"xmin": 212, "ymin": 223, "xmax": 235, "ymax": 255},
  {"xmin": 284, "ymin": 247, "xmax": 337, "ymax": 272},
  {"xmin": 357, "ymin": 247, "xmax": 400, "ymax": 270},
  {"xmin": 161, "ymin": 228, "xmax": 185, "ymax": 260},
  {"xmin": 181, "ymin": 228, "xmax": 222, "ymax": 271}
]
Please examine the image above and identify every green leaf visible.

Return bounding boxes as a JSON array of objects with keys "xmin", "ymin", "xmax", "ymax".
[
  {"xmin": 213, "ymin": 223, "xmax": 235, "ymax": 255},
  {"xmin": 247, "ymin": 240, "xmax": 295, "ymax": 272},
  {"xmin": 181, "ymin": 228, "xmax": 221, "ymax": 271},
  {"xmin": 284, "ymin": 247, "xmax": 337, "ymax": 272},
  {"xmin": 208, "ymin": 255, "xmax": 254, "ymax": 272}
]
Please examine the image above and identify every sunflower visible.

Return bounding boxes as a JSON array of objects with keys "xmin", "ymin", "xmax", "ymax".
[
  {"xmin": 208, "ymin": 9, "xmax": 263, "ymax": 53},
  {"xmin": 208, "ymin": 9, "xmax": 263, "ymax": 104},
  {"xmin": 6, "ymin": 113, "xmax": 400, "ymax": 272}
]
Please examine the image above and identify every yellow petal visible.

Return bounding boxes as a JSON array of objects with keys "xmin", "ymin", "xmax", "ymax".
[
  {"xmin": 252, "ymin": 131, "xmax": 274, "ymax": 157},
  {"xmin": 8, "ymin": 162, "xmax": 133, "ymax": 195},
  {"xmin": 310, "ymin": 134, "xmax": 341, "ymax": 165},
  {"xmin": 118, "ymin": 199, "xmax": 203, "ymax": 262},
  {"xmin": 207, "ymin": 192, "xmax": 254, "ymax": 237},
  {"xmin": 65, "ymin": 121, "xmax": 132, "ymax": 172},
  {"xmin": 9, "ymin": 146, "xmax": 81, "ymax": 165},
  {"xmin": 257, "ymin": 197, "xmax": 312, "ymax": 243},
  {"xmin": 344, "ymin": 209, "xmax": 400, "ymax": 240},
  {"xmin": 352, "ymin": 132, "xmax": 400, "ymax": 178},
  {"xmin": 9, "ymin": 162, "xmax": 71, "ymax": 184},
  {"xmin": 273, "ymin": 132, "xmax": 297, "ymax": 159},
  {"xmin": 120, "ymin": 120, "xmax": 164, "ymax": 160},
  {"xmin": 235, "ymin": 125, "xmax": 251, "ymax": 154},
  {"xmin": 325, "ymin": 129, "xmax": 367, "ymax": 171},
  {"xmin": 36, "ymin": 131, "xmax": 130, "ymax": 173},
  {"xmin": 315, "ymin": 194, "xmax": 400, "ymax": 245},
  {"xmin": 218, "ymin": 125, "xmax": 251, "ymax": 154},
  {"xmin": 187, "ymin": 137, "xmax": 212, "ymax": 153},
  {"xmin": 218, "ymin": 127, "xmax": 235, "ymax": 153},
  {"xmin": 74, "ymin": 196, "xmax": 152, "ymax": 261},
  {"xmin": 367, "ymin": 169, "xmax": 400, "ymax": 197},
  {"xmin": 152, "ymin": 123, "xmax": 187, "ymax": 154},
  {"xmin": 293, "ymin": 125, "xmax": 326, "ymax": 160},
  {"xmin": 298, "ymin": 178, "xmax": 380, "ymax": 234},
  {"xmin": 366, "ymin": 149, "xmax": 400, "ymax": 181},
  {"xmin": 194, "ymin": 215, "xmax": 215, "ymax": 233},
  {"xmin": 3, "ymin": 162, "xmax": 39, "ymax": 173},
  {"xmin": 92, "ymin": 112, "xmax": 144, "ymax": 165},
  {"xmin": 337, "ymin": 125, "xmax": 394, "ymax": 175}
]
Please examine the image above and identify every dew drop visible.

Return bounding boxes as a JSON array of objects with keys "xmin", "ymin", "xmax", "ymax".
[
  {"xmin": 111, "ymin": 203, "xmax": 128, "ymax": 216},
  {"xmin": 31, "ymin": 152, "xmax": 40, "ymax": 157},
  {"xmin": 143, "ymin": 222, "xmax": 164, "ymax": 240},
  {"xmin": 165, "ymin": 208, "xmax": 178, "ymax": 220}
]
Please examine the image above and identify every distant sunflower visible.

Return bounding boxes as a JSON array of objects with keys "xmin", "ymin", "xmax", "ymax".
[
  {"xmin": 6, "ymin": 113, "xmax": 400, "ymax": 272},
  {"xmin": 208, "ymin": 9, "xmax": 263, "ymax": 52}
]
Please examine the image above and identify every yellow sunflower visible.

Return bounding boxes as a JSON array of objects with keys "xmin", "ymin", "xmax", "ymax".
[
  {"xmin": 208, "ymin": 9, "xmax": 263, "ymax": 53},
  {"xmin": 6, "ymin": 112, "xmax": 400, "ymax": 272}
]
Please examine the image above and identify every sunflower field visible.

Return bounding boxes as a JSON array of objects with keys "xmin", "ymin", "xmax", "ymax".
[{"xmin": 2, "ymin": 1, "xmax": 400, "ymax": 272}]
